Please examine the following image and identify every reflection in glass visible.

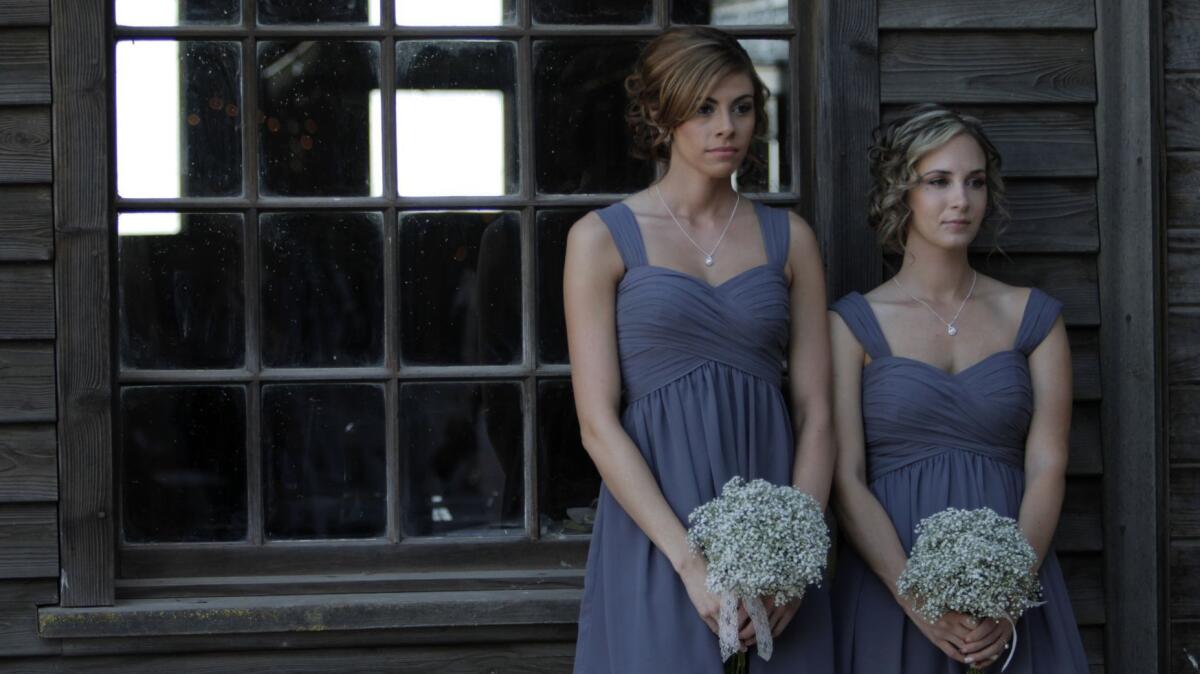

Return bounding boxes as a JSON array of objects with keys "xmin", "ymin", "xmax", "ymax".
[
  {"xmin": 399, "ymin": 211, "xmax": 521, "ymax": 365},
  {"xmin": 736, "ymin": 40, "xmax": 790, "ymax": 193},
  {"xmin": 258, "ymin": 0, "xmax": 380, "ymax": 24},
  {"xmin": 263, "ymin": 384, "xmax": 387, "ymax": 539},
  {"xmin": 532, "ymin": 0, "xmax": 651, "ymax": 24},
  {"xmin": 260, "ymin": 212, "xmax": 384, "ymax": 368},
  {"xmin": 258, "ymin": 41, "xmax": 381, "ymax": 197},
  {"xmin": 119, "ymin": 213, "xmax": 245, "ymax": 370},
  {"xmin": 116, "ymin": 0, "xmax": 240, "ymax": 26},
  {"xmin": 117, "ymin": 41, "xmax": 242, "ymax": 198},
  {"xmin": 534, "ymin": 41, "xmax": 652, "ymax": 194},
  {"xmin": 121, "ymin": 386, "xmax": 247, "ymax": 543},
  {"xmin": 396, "ymin": 41, "xmax": 517, "ymax": 196},
  {"xmin": 538, "ymin": 380, "xmax": 600, "ymax": 536},
  {"xmin": 671, "ymin": 0, "xmax": 788, "ymax": 25},
  {"xmin": 536, "ymin": 208, "xmax": 586, "ymax": 364},
  {"xmin": 401, "ymin": 382, "xmax": 523, "ymax": 537},
  {"xmin": 396, "ymin": 0, "xmax": 514, "ymax": 25}
]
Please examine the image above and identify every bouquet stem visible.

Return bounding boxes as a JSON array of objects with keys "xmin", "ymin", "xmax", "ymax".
[
  {"xmin": 724, "ymin": 652, "xmax": 747, "ymax": 674},
  {"xmin": 967, "ymin": 668, "xmax": 984, "ymax": 674}
]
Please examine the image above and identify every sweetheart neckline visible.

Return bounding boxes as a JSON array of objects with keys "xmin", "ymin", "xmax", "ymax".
[
  {"xmin": 621, "ymin": 263, "xmax": 780, "ymax": 290},
  {"xmin": 864, "ymin": 349, "xmax": 1026, "ymax": 378}
]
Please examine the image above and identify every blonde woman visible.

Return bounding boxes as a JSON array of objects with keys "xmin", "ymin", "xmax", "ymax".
[
  {"xmin": 829, "ymin": 104, "xmax": 1089, "ymax": 673},
  {"xmin": 565, "ymin": 27, "xmax": 835, "ymax": 673}
]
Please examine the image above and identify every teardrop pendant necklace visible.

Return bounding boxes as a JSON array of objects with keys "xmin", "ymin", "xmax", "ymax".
[
  {"xmin": 655, "ymin": 185, "xmax": 740, "ymax": 267},
  {"xmin": 892, "ymin": 270, "xmax": 978, "ymax": 336}
]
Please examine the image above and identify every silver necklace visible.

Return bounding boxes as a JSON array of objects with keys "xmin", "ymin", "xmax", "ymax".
[
  {"xmin": 892, "ymin": 270, "xmax": 978, "ymax": 336},
  {"xmin": 655, "ymin": 185, "xmax": 740, "ymax": 267}
]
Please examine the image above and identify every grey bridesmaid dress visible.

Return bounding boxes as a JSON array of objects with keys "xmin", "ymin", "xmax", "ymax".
[
  {"xmin": 829, "ymin": 289, "xmax": 1089, "ymax": 674},
  {"xmin": 572, "ymin": 201, "xmax": 835, "ymax": 673}
]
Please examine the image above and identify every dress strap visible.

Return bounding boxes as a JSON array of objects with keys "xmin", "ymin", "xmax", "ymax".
[
  {"xmin": 594, "ymin": 203, "xmax": 649, "ymax": 270},
  {"xmin": 753, "ymin": 201, "xmax": 791, "ymax": 268},
  {"xmin": 831, "ymin": 292, "xmax": 893, "ymax": 359},
  {"xmin": 1014, "ymin": 287, "xmax": 1064, "ymax": 355}
]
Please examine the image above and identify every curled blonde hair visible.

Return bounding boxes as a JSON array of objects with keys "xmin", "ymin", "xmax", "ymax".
[
  {"xmin": 868, "ymin": 104, "xmax": 1007, "ymax": 255},
  {"xmin": 624, "ymin": 27, "xmax": 769, "ymax": 170}
]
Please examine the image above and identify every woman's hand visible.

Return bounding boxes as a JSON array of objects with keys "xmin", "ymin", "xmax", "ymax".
[
  {"xmin": 959, "ymin": 617, "xmax": 1012, "ymax": 669},
  {"xmin": 899, "ymin": 600, "xmax": 979, "ymax": 664},
  {"xmin": 677, "ymin": 554, "xmax": 722, "ymax": 636},
  {"xmin": 735, "ymin": 595, "xmax": 802, "ymax": 647}
]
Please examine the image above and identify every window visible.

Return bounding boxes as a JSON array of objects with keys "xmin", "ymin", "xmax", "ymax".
[{"xmin": 111, "ymin": 0, "xmax": 798, "ymax": 584}]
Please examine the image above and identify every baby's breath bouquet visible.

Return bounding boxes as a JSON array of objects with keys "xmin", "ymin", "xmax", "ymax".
[
  {"xmin": 687, "ymin": 476, "xmax": 830, "ymax": 668},
  {"xmin": 897, "ymin": 507, "xmax": 1043, "ymax": 673}
]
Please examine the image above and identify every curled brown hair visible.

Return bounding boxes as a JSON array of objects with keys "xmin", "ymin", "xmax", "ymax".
[
  {"xmin": 867, "ymin": 103, "xmax": 1007, "ymax": 255},
  {"xmin": 624, "ymin": 27, "xmax": 769, "ymax": 169}
]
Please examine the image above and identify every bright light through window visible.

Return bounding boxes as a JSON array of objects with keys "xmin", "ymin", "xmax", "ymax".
[
  {"xmin": 116, "ymin": 41, "xmax": 181, "ymax": 198},
  {"xmin": 115, "ymin": 0, "xmax": 181, "ymax": 26},
  {"xmin": 396, "ymin": 0, "xmax": 502, "ymax": 26},
  {"xmin": 118, "ymin": 212, "xmax": 183, "ymax": 237},
  {"xmin": 396, "ymin": 91, "xmax": 505, "ymax": 197}
]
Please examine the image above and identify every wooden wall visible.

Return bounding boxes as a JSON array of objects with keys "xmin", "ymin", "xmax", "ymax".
[
  {"xmin": 0, "ymin": 0, "xmax": 61, "ymax": 664},
  {"xmin": 877, "ymin": 0, "xmax": 1106, "ymax": 670},
  {"xmin": 1166, "ymin": 0, "xmax": 1200, "ymax": 671}
]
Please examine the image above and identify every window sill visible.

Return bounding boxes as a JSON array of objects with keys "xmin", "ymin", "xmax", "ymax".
[{"xmin": 38, "ymin": 587, "xmax": 582, "ymax": 640}]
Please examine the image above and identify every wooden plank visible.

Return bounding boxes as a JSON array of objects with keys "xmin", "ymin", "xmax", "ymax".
[
  {"xmin": 1061, "ymin": 553, "xmax": 1105, "ymax": 625},
  {"xmin": 882, "ymin": 105, "xmax": 1097, "ymax": 178},
  {"xmin": 1171, "ymin": 541, "xmax": 1200, "ymax": 618},
  {"xmin": 1165, "ymin": 0, "xmax": 1200, "ymax": 71},
  {"xmin": 0, "ymin": 343, "xmax": 54, "ymax": 423},
  {"xmin": 0, "ymin": 185, "xmax": 52, "ymax": 261},
  {"xmin": 880, "ymin": 32, "xmax": 1096, "ymax": 104},
  {"xmin": 0, "ymin": 265, "xmax": 53, "ymax": 339},
  {"xmin": 39, "ymin": 588, "xmax": 582, "ymax": 638},
  {"xmin": 53, "ymin": 0, "xmax": 113, "ymax": 607},
  {"xmin": 1170, "ymin": 620, "xmax": 1200, "ymax": 674},
  {"xmin": 1069, "ymin": 401, "xmax": 1103, "ymax": 476},
  {"xmin": 9, "ymin": 643, "xmax": 576, "ymax": 672},
  {"xmin": 1069, "ymin": 328, "xmax": 1101, "ymax": 401},
  {"xmin": 0, "ymin": 106, "xmax": 51, "ymax": 183},
  {"xmin": 1169, "ymin": 229, "xmax": 1200, "ymax": 305},
  {"xmin": 973, "ymin": 179, "xmax": 1098, "ymax": 253},
  {"xmin": 1170, "ymin": 308, "xmax": 1200, "ymax": 383},
  {"xmin": 1171, "ymin": 386, "xmax": 1200, "ymax": 462},
  {"xmin": 0, "ymin": 28, "xmax": 49, "ymax": 104},
  {"xmin": 0, "ymin": 578, "xmax": 58, "ymax": 656},
  {"xmin": 1167, "ymin": 75, "xmax": 1200, "ymax": 152},
  {"xmin": 0, "ymin": 424, "xmax": 55, "ymax": 502},
  {"xmin": 1169, "ymin": 153, "xmax": 1200, "ymax": 226},
  {"xmin": 969, "ymin": 254, "xmax": 1100, "ymax": 326},
  {"xmin": 0, "ymin": 0, "xmax": 49, "ymax": 26},
  {"xmin": 1171, "ymin": 467, "xmax": 1200, "ymax": 539},
  {"xmin": 1057, "ymin": 477, "xmax": 1103, "ymax": 552},
  {"xmin": 879, "ymin": 0, "xmax": 1093, "ymax": 29},
  {"xmin": 808, "ymin": 0, "xmax": 880, "ymax": 298},
  {"xmin": 1080, "ymin": 625, "xmax": 1105, "ymax": 668},
  {"xmin": 0, "ymin": 503, "xmax": 57, "ymax": 578},
  {"xmin": 1095, "ymin": 2, "xmax": 1164, "ymax": 671}
]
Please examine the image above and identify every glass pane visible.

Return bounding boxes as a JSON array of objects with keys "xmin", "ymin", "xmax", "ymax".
[
  {"xmin": 116, "ymin": 0, "xmax": 240, "ymax": 26},
  {"xmin": 121, "ymin": 385, "xmax": 247, "ymax": 543},
  {"xmin": 538, "ymin": 380, "xmax": 600, "ymax": 536},
  {"xmin": 401, "ymin": 382, "xmax": 523, "ymax": 537},
  {"xmin": 399, "ymin": 211, "xmax": 521, "ymax": 365},
  {"xmin": 671, "ymin": 0, "xmax": 788, "ymax": 25},
  {"xmin": 396, "ymin": 0, "xmax": 514, "ymax": 26},
  {"xmin": 532, "ymin": 0, "xmax": 651, "ymax": 24},
  {"xmin": 258, "ymin": 41, "xmax": 382, "ymax": 197},
  {"xmin": 534, "ymin": 41, "xmax": 653, "ymax": 194},
  {"xmin": 737, "ymin": 39, "xmax": 791, "ymax": 193},
  {"xmin": 262, "ymin": 384, "xmax": 387, "ymax": 539},
  {"xmin": 258, "ymin": 0, "xmax": 380, "ymax": 24},
  {"xmin": 117, "ymin": 41, "xmax": 242, "ymax": 198},
  {"xmin": 260, "ymin": 212, "xmax": 384, "ymax": 367},
  {"xmin": 119, "ymin": 213, "xmax": 245, "ymax": 369},
  {"xmin": 395, "ymin": 41, "xmax": 518, "ymax": 196},
  {"xmin": 536, "ymin": 208, "xmax": 586, "ymax": 364}
]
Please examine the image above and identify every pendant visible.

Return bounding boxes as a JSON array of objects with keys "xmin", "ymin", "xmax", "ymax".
[
  {"xmin": 704, "ymin": 256, "xmax": 714, "ymax": 267},
  {"xmin": 947, "ymin": 325, "xmax": 958, "ymax": 336}
]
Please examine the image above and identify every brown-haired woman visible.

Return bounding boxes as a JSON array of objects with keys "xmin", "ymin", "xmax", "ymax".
[
  {"xmin": 565, "ymin": 26, "xmax": 835, "ymax": 672},
  {"xmin": 828, "ymin": 104, "xmax": 1089, "ymax": 673}
]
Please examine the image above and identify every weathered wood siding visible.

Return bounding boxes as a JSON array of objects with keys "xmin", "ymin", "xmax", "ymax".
[
  {"xmin": 1166, "ymin": 0, "xmax": 1200, "ymax": 671},
  {"xmin": 0, "ymin": 0, "xmax": 61, "ymax": 663},
  {"xmin": 878, "ymin": 1, "xmax": 1109, "ymax": 670}
]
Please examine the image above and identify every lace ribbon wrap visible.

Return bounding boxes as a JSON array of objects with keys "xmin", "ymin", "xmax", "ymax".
[{"xmin": 717, "ymin": 593, "xmax": 792, "ymax": 662}]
